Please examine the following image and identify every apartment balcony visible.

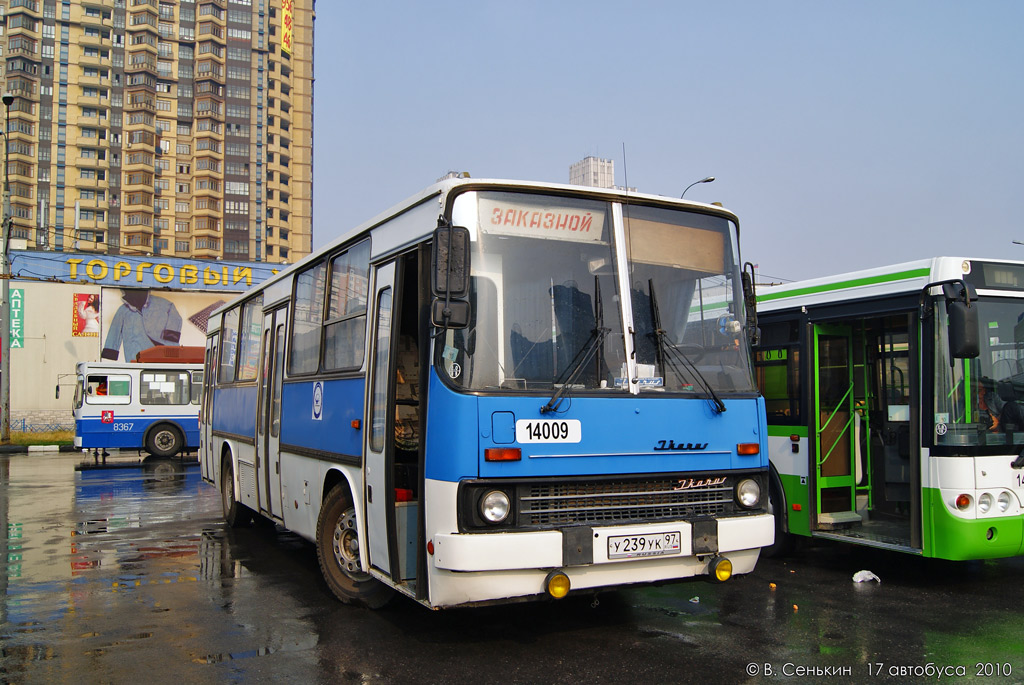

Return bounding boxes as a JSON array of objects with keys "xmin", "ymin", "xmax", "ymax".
[
  {"xmin": 78, "ymin": 32, "xmax": 112, "ymax": 49},
  {"xmin": 75, "ymin": 155, "xmax": 111, "ymax": 171},
  {"xmin": 8, "ymin": 0, "xmax": 42, "ymax": 15}
]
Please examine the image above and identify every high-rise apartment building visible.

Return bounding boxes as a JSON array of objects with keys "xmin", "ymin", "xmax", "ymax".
[
  {"xmin": 569, "ymin": 155, "xmax": 614, "ymax": 189},
  {"xmin": 1, "ymin": 0, "xmax": 314, "ymax": 263}
]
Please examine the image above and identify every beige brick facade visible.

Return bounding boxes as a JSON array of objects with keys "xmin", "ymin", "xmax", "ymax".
[{"xmin": 1, "ymin": 0, "xmax": 315, "ymax": 265}]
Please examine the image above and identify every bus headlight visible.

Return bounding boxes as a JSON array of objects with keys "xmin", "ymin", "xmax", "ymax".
[
  {"xmin": 480, "ymin": 490, "xmax": 511, "ymax": 524},
  {"xmin": 997, "ymin": 491, "xmax": 1012, "ymax": 513},
  {"xmin": 978, "ymin": 493, "xmax": 993, "ymax": 514},
  {"xmin": 736, "ymin": 479, "xmax": 761, "ymax": 508}
]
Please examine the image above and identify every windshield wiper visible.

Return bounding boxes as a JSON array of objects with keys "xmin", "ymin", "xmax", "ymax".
[
  {"xmin": 540, "ymin": 325, "xmax": 610, "ymax": 414},
  {"xmin": 541, "ymin": 277, "xmax": 609, "ymax": 414},
  {"xmin": 648, "ymin": 280, "xmax": 726, "ymax": 414}
]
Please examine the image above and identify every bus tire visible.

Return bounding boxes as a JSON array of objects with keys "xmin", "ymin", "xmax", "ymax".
[
  {"xmin": 221, "ymin": 459, "xmax": 253, "ymax": 528},
  {"xmin": 762, "ymin": 475, "xmax": 795, "ymax": 558},
  {"xmin": 146, "ymin": 424, "xmax": 182, "ymax": 458},
  {"xmin": 316, "ymin": 483, "xmax": 392, "ymax": 608}
]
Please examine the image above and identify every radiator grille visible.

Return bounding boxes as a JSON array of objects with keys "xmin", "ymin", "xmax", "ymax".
[{"xmin": 519, "ymin": 477, "xmax": 735, "ymax": 527}]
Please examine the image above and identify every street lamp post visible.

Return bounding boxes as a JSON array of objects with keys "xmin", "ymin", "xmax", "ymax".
[
  {"xmin": 681, "ymin": 176, "xmax": 715, "ymax": 199},
  {"xmin": 1, "ymin": 93, "xmax": 14, "ymax": 443}
]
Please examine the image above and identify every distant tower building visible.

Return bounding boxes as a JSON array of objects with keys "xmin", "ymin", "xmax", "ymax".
[
  {"xmin": 569, "ymin": 156, "xmax": 615, "ymax": 189},
  {"xmin": 0, "ymin": 0, "xmax": 315, "ymax": 264}
]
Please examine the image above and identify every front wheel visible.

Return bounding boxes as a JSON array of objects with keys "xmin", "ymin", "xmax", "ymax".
[
  {"xmin": 316, "ymin": 483, "xmax": 392, "ymax": 608},
  {"xmin": 146, "ymin": 424, "xmax": 182, "ymax": 458}
]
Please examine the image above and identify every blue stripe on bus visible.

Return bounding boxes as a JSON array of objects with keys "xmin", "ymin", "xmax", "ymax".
[
  {"xmin": 424, "ymin": 373, "xmax": 768, "ymax": 482},
  {"xmin": 75, "ymin": 417, "xmax": 200, "ymax": 450},
  {"xmin": 280, "ymin": 377, "xmax": 365, "ymax": 457},
  {"xmin": 211, "ymin": 385, "xmax": 258, "ymax": 437},
  {"xmin": 209, "ymin": 378, "xmax": 365, "ymax": 458}
]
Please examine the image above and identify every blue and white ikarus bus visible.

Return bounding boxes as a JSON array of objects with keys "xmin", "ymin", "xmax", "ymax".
[
  {"xmin": 202, "ymin": 178, "xmax": 773, "ymax": 609},
  {"xmin": 74, "ymin": 361, "xmax": 203, "ymax": 457}
]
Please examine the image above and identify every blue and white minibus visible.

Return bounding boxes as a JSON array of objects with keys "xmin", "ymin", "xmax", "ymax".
[
  {"xmin": 202, "ymin": 178, "xmax": 773, "ymax": 608},
  {"xmin": 74, "ymin": 360, "xmax": 203, "ymax": 457}
]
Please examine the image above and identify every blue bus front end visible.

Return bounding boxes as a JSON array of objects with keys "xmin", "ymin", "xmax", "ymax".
[{"xmin": 422, "ymin": 377, "xmax": 771, "ymax": 606}]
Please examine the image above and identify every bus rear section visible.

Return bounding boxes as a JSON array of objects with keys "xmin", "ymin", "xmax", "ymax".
[
  {"xmin": 74, "ymin": 361, "xmax": 203, "ymax": 457},
  {"xmin": 204, "ymin": 179, "xmax": 773, "ymax": 609},
  {"xmin": 756, "ymin": 257, "xmax": 1024, "ymax": 560}
]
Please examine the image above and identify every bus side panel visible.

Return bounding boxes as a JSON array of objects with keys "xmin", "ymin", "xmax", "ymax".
[
  {"xmin": 211, "ymin": 385, "xmax": 258, "ymax": 438},
  {"xmin": 76, "ymin": 417, "xmax": 145, "ymax": 450},
  {"xmin": 76, "ymin": 415, "xmax": 199, "ymax": 451},
  {"xmin": 766, "ymin": 429, "xmax": 811, "ymax": 537},
  {"xmin": 278, "ymin": 455, "xmax": 362, "ymax": 544},
  {"xmin": 423, "ymin": 374, "xmax": 480, "ymax": 483},
  {"xmin": 279, "ymin": 377, "xmax": 365, "ymax": 458}
]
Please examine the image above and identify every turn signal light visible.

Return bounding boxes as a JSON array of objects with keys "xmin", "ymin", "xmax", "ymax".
[
  {"xmin": 485, "ymin": 448, "xmax": 522, "ymax": 462},
  {"xmin": 955, "ymin": 494, "xmax": 972, "ymax": 511},
  {"xmin": 737, "ymin": 443, "xmax": 759, "ymax": 456},
  {"xmin": 545, "ymin": 570, "xmax": 571, "ymax": 599}
]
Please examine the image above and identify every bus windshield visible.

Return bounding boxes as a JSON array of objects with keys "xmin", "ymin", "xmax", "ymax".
[
  {"xmin": 447, "ymin": 191, "xmax": 625, "ymax": 391},
  {"xmin": 443, "ymin": 190, "xmax": 756, "ymax": 395},
  {"xmin": 934, "ymin": 296, "xmax": 1024, "ymax": 448},
  {"xmin": 624, "ymin": 206, "xmax": 756, "ymax": 394}
]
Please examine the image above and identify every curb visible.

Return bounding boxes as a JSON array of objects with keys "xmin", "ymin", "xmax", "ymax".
[{"xmin": 0, "ymin": 444, "xmax": 77, "ymax": 454}]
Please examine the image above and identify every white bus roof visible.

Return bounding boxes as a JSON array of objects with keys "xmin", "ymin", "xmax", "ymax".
[
  {"xmin": 208, "ymin": 177, "xmax": 741, "ymax": 325},
  {"xmin": 757, "ymin": 257, "xmax": 1022, "ymax": 312}
]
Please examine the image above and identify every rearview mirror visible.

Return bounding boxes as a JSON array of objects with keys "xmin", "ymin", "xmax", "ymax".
[
  {"xmin": 431, "ymin": 299, "xmax": 471, "ymax": 328},
  {"xmin": 431, "ymin": 222, "xmax": 470, "ymax": 297},
  {"xmin": 947, "ymin": 299, "xmax": 980, "ymax": 360}
]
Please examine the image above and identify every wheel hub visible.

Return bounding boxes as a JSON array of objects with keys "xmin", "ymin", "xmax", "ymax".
[{"xmin": 331, "ymin": 509, "xmax": 368, "ymax": 579}]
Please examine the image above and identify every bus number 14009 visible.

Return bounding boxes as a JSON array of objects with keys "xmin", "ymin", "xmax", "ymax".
[{"xmin": 514, "ymin": 419, "xmax": 582, "ymax": 444}]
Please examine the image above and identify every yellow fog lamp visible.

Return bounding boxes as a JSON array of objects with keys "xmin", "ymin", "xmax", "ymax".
[
  {"xmin": 544, "ymin": 570, "xmax": 571, "ymax": 599},
  {"xmin": 709, "ymin": 556, "xmax": 733, "ymax": 582}
]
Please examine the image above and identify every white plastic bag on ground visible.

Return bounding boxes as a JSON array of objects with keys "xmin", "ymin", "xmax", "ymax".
[{"xmin": 852, "ymin": 570, "xmax": 881, "ymax": 583}]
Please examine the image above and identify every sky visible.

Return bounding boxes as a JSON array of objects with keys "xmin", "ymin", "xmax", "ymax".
[{"xmin": 310, "ymin": 1, "xmax": 1024, "ymax": 284}]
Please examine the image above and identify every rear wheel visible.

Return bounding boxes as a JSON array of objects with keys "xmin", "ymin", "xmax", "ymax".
[
  {"xmin": 221, "ymin": 459, "xmax": 253, "ymax": 528},
  {"xmin": 316, "ymin": 483, "xmax": 392, "ymax": 608},
  {"xmin": 146, "ymin": 424, "xmax": 182, "ymax": 458}
]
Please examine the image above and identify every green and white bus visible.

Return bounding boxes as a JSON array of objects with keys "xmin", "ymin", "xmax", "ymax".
[{"xmin": 755, "ymin": 257, "xmax": 1024, "ymax": 560}]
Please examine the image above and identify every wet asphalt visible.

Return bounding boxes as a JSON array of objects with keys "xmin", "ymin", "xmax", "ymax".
[{"xmin": 0, "ymin": 451, "xmax": 1022, "ymax": 684}]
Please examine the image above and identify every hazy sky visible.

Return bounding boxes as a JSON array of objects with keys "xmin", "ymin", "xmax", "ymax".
[{"xmin": 310, "ymin": 1, "xmax": 1023, "ymax": 283}]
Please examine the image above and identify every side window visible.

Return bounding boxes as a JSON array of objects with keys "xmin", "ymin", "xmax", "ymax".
[
  {"xmin": 140, "ymin": 371, "xmax": 190, "ymax": 405},
  {"xmin": 369, "ymin": 289, "xmax": 393, "ymax": 452},
  {"xmin": 289, "ymin": 261, "xmax": 327, "ymax": 375},
  {"xmin": 85, "ymin": 374, "xmax": 132, "ymax": 405},
  {"xmin": 754, "ymin": 322, "xmax": 802, "ymax": 425},
  {"xmin": 236, "ymin": 294, "xmax": 264, "ymax": 381},
  {"xmin": 219, "ymin": 307, "xmax": 239, "ymax": 383},
  {"xmin": 324, "ymin": 240, "xmax": 370, "ymax": 371},
  {"xmin": 191, "ymin": 370, "xmax": 204, "ymax": 405}
]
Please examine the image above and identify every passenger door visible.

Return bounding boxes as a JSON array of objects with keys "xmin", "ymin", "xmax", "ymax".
[
  {"xmin": 201, "ymin": 344, "xmax": 216, "ymax": 477},
  {"xmin": 256, "ymin": 306, "xmax": 287, "ymax": 520},
  {"xmin": 365, "ymin": 261, "xmax": 396, "ymax": 576},
  {"xmin": 813, "ymin": 324, "xmax": 860, "ymax": 525}
]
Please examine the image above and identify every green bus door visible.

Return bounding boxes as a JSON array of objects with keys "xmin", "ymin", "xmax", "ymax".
[{"xmin": 813, "ymin": 325, "xmax": 860, "ymax": 526}]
